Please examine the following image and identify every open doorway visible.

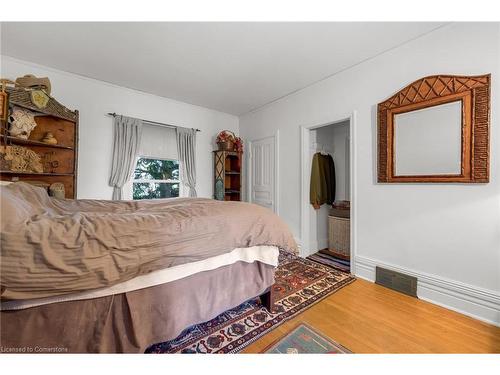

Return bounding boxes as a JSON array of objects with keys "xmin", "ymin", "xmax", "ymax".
[{"xmin": 300, "ymin": 113, "xmax": 355, "ymax": 274}]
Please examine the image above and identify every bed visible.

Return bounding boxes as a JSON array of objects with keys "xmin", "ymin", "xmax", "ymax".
[{"xmin": 0, "ymin": 182, "xmax": 297, "ymax": 353}]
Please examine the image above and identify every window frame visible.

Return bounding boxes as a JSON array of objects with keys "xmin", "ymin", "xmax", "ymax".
[{"xmin": 131, "ymin": 156, "xmax": 183, "ymax": 199}]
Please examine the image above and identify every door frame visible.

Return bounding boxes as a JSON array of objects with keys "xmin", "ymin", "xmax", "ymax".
[
  {"xmin": 300, "ymin": 111, "xmax": 356, "ymax": 273},
  {"xmin": 247, "ymin": 130, "xmax": 280, "ymax": 215}
]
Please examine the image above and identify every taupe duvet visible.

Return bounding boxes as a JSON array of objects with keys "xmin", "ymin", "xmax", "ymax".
[{"xmin": 1, "ymin": 182, "xmax": 297, "ymax": 301}]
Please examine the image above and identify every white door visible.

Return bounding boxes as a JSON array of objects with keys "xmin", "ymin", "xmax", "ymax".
[{"xmin": 249, "ymin": 136, "xmax": 276, "ymax": 212}]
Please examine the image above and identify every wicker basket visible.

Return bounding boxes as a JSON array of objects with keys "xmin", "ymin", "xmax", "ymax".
[
  {"xmin": 217, "ymin": 140, "xmax": 234, "ymax": 151},
  {"xmin": 328, "ymin": 216, "xmax": 350, "ymax": 259},
  {"xmin": 216, "ymin": 130, "xmax": 236, "ymax": 151},
  {"xmin": 5, "ymin": 86, "xmax": 77, "ymax": 122}
]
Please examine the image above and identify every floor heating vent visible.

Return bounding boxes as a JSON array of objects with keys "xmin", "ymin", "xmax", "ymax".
[{"xmin": 375, "ymin": 266, "xmax": 417, "ymax": 297}]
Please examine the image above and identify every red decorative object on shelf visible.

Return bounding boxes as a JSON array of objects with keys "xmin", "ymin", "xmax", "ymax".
[
  {"xmin": 216, "ymin": 130, "xmax": 243, "ymax": 153},
  {"xmin": 216, "ymin": 130, "xmax": 235, "ymax": 151},
  {"xmin": 234, "ymin": 136, "xmax": 243, "ymax": 153}
]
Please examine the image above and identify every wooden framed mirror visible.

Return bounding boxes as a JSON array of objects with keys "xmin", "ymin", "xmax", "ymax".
[{"xmin": 378, "ymin": 74, "xmax": 490, "ymax": 183}]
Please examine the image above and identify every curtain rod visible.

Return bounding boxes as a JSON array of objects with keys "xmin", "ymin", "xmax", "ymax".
[{"xmin": 107, "ymin": 112, "xmax": 201, "ymax": 132}]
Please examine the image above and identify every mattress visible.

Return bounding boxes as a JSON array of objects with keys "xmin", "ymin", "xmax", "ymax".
[{"xmin": 1, "ymin": 245, "xmax": 279, "ymax": 311}]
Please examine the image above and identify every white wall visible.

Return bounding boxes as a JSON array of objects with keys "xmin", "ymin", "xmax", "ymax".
[
  {"xmin": 0, "ymin": 56, "xmax": 239, "ymax": 200},
  {"xmin": 240, "ymin": 23, "xmax": 500, "ymax": 325}
]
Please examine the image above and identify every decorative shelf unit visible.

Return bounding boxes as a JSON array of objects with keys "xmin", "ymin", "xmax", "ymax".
[
  {"xmin": 0, "ymin": 87, "xmax": 79, "ymax": 198},
  {"xmin": 213, "ymin": 150, "xmax": 242, "ymax": 201}
]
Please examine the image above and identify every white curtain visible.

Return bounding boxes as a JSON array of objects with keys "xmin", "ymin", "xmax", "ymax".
[
  {"xmin": 176, "ymin": 127, "xmax": 197, "ymax": 197},
  {"xmin": 108, "ymin": 115, "xmax": 142, "ymax": 200}
]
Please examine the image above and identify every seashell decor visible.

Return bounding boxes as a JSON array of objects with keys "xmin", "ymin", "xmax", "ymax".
[
  {"xmin": 8, "ymin": 107, "xmax": 38, "ymax": 140},
  {"xmin": 0, "ymin": 145, "xmax": 44, "ymax": 173},
  {"xmin": 41, "ymin": 132, "xmax": 58, "ymax": 145}
]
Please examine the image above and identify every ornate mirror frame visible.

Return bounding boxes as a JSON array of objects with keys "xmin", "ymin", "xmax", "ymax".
[{"xmin": 378, "ymin": 74, "xmax": 490, "ymax": 183}]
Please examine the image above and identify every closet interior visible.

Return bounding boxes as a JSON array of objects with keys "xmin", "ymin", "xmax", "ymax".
[{"xmin": 308, "ymin": 120, "xmax": 351, "ymax": 272}]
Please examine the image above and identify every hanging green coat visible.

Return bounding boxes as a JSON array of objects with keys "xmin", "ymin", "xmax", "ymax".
[{"xmin": 310, "ymin": 153, "xmax": 336, "ymax": 209}]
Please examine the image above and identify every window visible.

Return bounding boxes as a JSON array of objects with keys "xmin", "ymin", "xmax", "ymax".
[
  {"xmin": 132, "ymin": 157, "xmax": 180, "ymax": 200},
  {"xmin": 131, "ymin": 123, "xmax": 180, "ymax": 200}
]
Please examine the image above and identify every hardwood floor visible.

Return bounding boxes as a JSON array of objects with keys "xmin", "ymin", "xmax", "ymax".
[{"xmin": 243, "ymin": 279, "xmax": 500, "ymax": 353}]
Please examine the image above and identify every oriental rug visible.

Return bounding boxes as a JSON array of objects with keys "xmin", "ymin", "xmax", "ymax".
[{"xmin": 145, "ymin": 250, "xmax": 355, "ymax": 354}]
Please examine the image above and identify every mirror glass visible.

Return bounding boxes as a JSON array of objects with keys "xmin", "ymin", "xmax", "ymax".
[{"xmin": 394, "ymin": 101, "xmax": 462, "ymax": 176}]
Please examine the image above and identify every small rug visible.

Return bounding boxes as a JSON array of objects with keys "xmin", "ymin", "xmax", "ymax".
[
  {"xmin": 145, "ymin": 250, "xmax": 355, "ymax": 353},
  {"xmin": 263, "ymin": 323, "xmax": 351, "ymax": 354},
  {"xmin": 307, "ymin": 250, "xmax": 350, "ymax": 272}
]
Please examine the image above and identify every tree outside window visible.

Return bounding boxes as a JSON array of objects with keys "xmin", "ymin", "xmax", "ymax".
[{"xmin": 132, "ymin": 157, "xmax": 180, "ymax": 200}]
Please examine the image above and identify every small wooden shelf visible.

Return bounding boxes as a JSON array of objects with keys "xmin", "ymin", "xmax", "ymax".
[
  {"xmin": 225, "ymin": 171, "xmax": 240, "ymax": 175},
  {"xmin": 0, "ymin": 171, "xmax": 74, "ymax": 176},
  {"xmin": 3, "ymin": 136, "xmax": 74, "ymax": 150},
  {"xmin": 225, "ymin": 190, "xmax": 241, "ymax": 194}
]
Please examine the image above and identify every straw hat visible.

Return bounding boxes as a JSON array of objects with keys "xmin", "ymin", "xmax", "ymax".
[{"xmin": 15, "ymin": 74, "xmax": 51, "ymax": 95}]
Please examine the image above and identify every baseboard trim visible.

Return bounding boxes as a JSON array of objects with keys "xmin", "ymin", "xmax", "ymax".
[
  {"xmin": 299, "ymin": 238, "xmax": 329, "ymax": 258},
  {"xmin": 355, "ymin": 255, "xmax": 500, "ymax": 327},
  {"xmin": 294, "ymin": 237, "xmax": 305, "ymax": 258},
  {"xmin": 317, "ymin": 238, "xmax": 329, "ymax": 252}
]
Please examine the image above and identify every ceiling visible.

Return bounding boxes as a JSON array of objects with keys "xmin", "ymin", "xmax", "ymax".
[{"xmin": 1, "ymin": 22, "xmax": 445, "ymax": 115}]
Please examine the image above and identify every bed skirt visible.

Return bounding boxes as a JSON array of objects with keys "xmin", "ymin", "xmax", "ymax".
[{"xmin": 0, "ymin": 260, "xmax": 274, "ymax": 353}]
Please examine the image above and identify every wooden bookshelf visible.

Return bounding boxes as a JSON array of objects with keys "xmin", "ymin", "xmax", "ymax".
[
  {"xmin": 213, "ymin": 150, "xmax": 242, "ymax": 201},
  {"xmin": 0, "ymin": 87, "xmax": 78, "ymax": 198}
]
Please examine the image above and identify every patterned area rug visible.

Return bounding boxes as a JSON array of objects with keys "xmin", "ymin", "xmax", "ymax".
[
  {"xmin": 145, "ymin": 250, "xmax": 355, "ymax": 354},
  {"xmin": 263, "ymin": 323, "xmax": 351, "ymax": 353}
]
